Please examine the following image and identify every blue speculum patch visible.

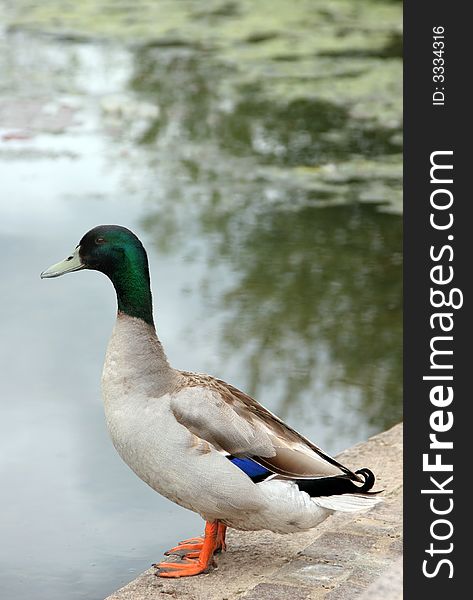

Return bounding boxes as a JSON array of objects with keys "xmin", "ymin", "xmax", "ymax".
[{"xmin": 229, "ymin": 456, "xmax": 271, "ymax": 479}]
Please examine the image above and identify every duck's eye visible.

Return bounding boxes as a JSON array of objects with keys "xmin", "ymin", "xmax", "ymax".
[{"xmin": 95, "ymin": 237, "xmax": 106, "ymax": 245}]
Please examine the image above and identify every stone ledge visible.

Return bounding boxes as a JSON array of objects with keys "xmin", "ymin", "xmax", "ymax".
[{"xmin": 105, "ymin": 423, "xmax": 403, "ymax": 600}]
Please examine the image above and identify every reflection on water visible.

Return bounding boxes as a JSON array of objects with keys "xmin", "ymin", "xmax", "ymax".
[
  {"xmin": 130, "ymin": 49, "xmax": 401, "ymax": 166},
  {"xmin": 0, "ymin": 2, "xmax": 401, "ymax": 599},
  {"xmin": 127, "ymin": 43, "xmax": 402, "ymax": 213}
]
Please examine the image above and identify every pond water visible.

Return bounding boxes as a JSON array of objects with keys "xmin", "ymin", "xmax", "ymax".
[{"xmin": 0, "ymin": 4, "xmax": 401, "ymax": 599}]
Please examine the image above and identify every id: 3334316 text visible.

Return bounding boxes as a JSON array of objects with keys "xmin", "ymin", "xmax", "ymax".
[{"xmin": 432, "ymin": 26, "xmax": 445, "ymax": 106}]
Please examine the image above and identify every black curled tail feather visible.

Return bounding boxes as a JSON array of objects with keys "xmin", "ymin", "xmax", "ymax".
[
  {"xmin": 355, "ymin": 468, "xmax": 376, "ymax": 492},
  {"xmin": 295, "ymin": 467, "xmax": 379, "ymax": 497}
]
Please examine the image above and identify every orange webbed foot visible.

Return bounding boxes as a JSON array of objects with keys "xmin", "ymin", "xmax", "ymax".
[
  {"xmin": 154, "ymin": 556, "xmax": 216, "ymax": 577},
  {"xmin": 164, "ymin": 539, "xmax": 204, "ymax": 557},
  {"xmin": 154, "ymin": 522, "xmax": 225, "ymax": 578}
]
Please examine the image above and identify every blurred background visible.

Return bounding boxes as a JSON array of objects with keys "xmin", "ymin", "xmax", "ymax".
[{"xmin": 0, "ymin": 1, "xmax": 402, "ymax": 599}]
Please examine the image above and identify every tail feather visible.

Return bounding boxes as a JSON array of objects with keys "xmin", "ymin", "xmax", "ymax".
[
  {"xmin": 295, "ymin": 467, "xmax": 379, "ymax": 497},
  {"xmin": 313, "ymin": 493, "xmax": 382, "ymax": 512}
]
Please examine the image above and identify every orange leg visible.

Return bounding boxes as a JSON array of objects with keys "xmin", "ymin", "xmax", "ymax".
[
  {"xmin": 154, "ymin": 521, "xmax": 224, "ymax": 577},
  {"xmin": 216, "ymin": 523, "xmax": 227, "ymax": 553}
]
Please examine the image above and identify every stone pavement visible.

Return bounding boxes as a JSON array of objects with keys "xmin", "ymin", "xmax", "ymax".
[{"xmin": 105, "ymin": 423, "xmax": 403, "ymax": 600}]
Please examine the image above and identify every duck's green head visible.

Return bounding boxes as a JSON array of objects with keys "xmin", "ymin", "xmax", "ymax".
[{"xmin": 41, "ymin": 225, "xmax": 154, "ymax": 325}]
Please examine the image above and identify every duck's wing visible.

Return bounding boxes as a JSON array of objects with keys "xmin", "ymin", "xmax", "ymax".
[{"xmin": 171, "ymin": 374, "xmax": 362, "ymax": 482}]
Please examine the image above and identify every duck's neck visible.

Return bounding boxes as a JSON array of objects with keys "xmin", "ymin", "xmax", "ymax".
[
  {"xmin": 108, "ymin": 254, "xmax": 154, "ymax": 327},
  {"xmin": 113, "ymin": 313, "xmax": 171, "ymax": 371},
  {"xmin": 104, "ymin": 247, "xmax": 176, "ymax": 383},
  {"xmin": 103, "ymin": 314, "xmax": 176, "ymax": 400}
]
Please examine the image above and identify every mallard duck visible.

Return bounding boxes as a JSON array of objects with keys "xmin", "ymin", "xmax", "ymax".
[{"xmin": 41, "ymin": 225, "xmax": 381, "ymax": 578}]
